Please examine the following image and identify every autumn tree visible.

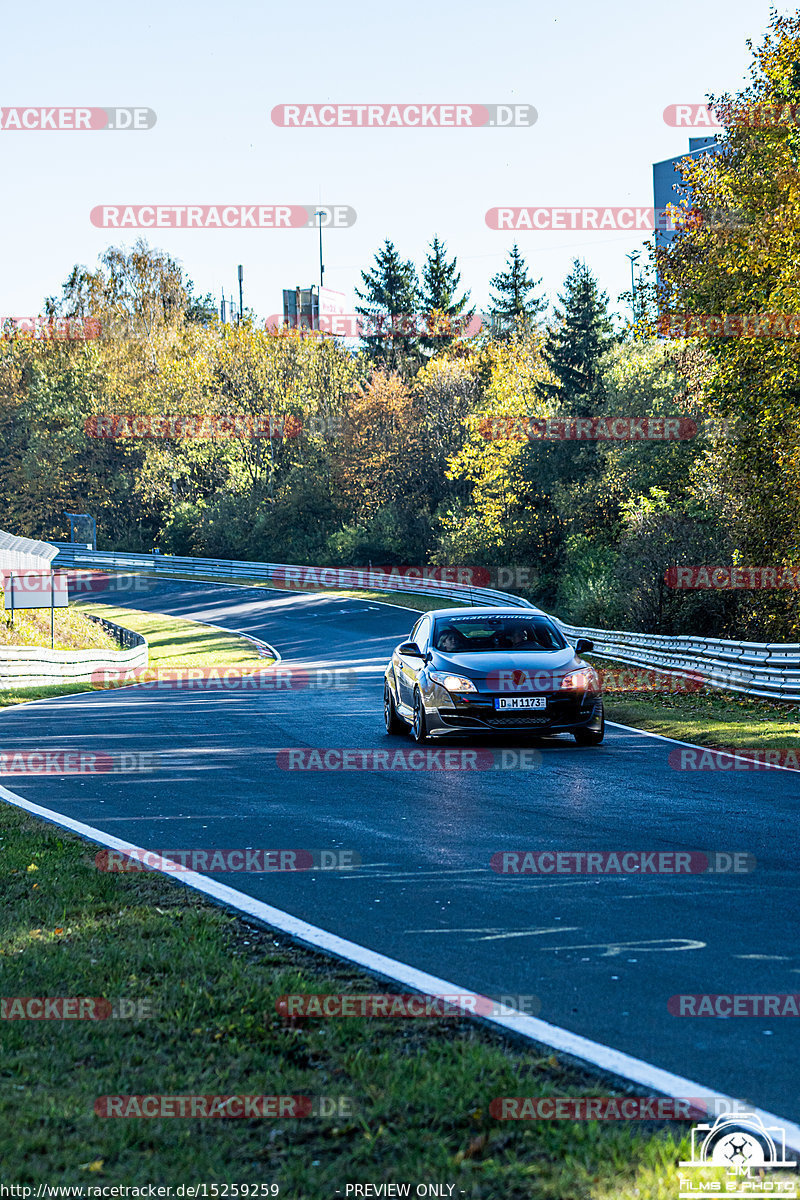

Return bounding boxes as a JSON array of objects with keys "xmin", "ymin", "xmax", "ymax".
[{"xmin": 656, "ymin": 9, "xmax": 800, "ymax": 634}]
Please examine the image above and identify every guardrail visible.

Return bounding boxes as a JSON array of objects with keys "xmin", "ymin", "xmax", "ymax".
[
  {"xmin": 85, "ymin": 613, "xmax": 148, "ymax": 653},
  {"xmin": 554, "ymin": 619, "xmax": 800, "ymax": 703},
  {"xmin": 50, "ymin": 544, "xmax": 800, "ymax": 703},
  {"xmin": 50, "ymin": 545, "xmax": 536, "ymax": 610},
  {"xmin": 0, "ymin": 614, "xmax": 147, "ymax": 689}
]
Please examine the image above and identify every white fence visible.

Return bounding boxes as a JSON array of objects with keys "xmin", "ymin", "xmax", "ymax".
[
  {"xmin": 0, "ymin": 614, "xmax": 147, "ymax": 689},
  {"xmin": 0, "ymin": 529, "xmax": 58, "ymax": 573}
]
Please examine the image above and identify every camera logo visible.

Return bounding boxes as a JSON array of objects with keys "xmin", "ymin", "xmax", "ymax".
[{"xmin": 678, "ymin": 1112, "xmax": 797, "ymax": 1195}]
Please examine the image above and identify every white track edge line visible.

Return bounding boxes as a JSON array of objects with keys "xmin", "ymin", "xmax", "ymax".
[{"xmin": 1, "ymin": 780, "xmax": 798, "ymax": 1153}]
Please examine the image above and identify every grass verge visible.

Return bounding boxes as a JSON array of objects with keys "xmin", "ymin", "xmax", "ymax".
[
  {"xmin": 0, "ymin": 800, "xmax": 757, "ymax": 1196},
  {"xmin": 0, "ymin": 606, "xmax": 271, "ymax": 710},
  {"xmin": 590, "ymin": 656, "xmax": 800, "ymax": 752},
  {"xmin": 0, "ymin": 595, "xmax": 117, "ymax": 653}
]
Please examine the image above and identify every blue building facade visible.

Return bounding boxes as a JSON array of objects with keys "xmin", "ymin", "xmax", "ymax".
[{"xmin": 653, "ymin": 137, "xmax": 718, "ymax": 248}]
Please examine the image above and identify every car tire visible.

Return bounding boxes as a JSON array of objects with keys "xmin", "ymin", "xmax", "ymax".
[
  {"xmin": 574, "ymin": 711, "xmax": 604, "ymax": 746},
  {"xmin": 384, "ymin": 681, "xmax": 406, "ymax": 734},
  {"xmin": 411, "ymin": 688, "xmax": 429, "ymax": 743}
]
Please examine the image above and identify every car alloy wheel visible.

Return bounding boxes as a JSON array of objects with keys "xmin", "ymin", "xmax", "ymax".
[
  {"xmin": 384, "ymin": 681, "xmax": 405, "ymax": 734},
  {"xmin": 412, "ymin": 689, "xmax": 428, "ymax": 743}
]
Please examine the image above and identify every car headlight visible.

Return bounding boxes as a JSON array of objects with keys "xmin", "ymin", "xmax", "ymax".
[
  {"xmin": 561, "ymin": 667, "xmax": 599, "ymax": 690},
  {"xmin": 428, "ymin": 670, "xmax": 477, "ymax": 693}
]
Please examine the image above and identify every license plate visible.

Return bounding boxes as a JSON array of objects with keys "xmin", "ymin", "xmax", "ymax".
[{"xmin": 494, "ymin": 696, "xmax": 547, "ymax": 711}]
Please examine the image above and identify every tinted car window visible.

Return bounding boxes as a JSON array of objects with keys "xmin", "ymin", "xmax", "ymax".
[{"xmin": 432, "ymin": 615, "xmax": 566, "ymax": 651}]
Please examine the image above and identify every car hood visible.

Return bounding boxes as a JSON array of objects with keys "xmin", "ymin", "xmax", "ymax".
[{"xmin": 430, "ymin": 646, "xmax": 580, "ymax": 681}]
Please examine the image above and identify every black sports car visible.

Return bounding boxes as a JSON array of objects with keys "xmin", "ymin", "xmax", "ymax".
[{"xmin": 383, "ymin": 607, "xmax": 604, "ymax": 745}]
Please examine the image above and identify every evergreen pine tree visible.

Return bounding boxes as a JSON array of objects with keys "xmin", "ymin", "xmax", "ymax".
[
  {"xmin": 355, "ymin": 240, "xmax": 420, "ymax": 368},
  {"xmin": 420, "ymin": 236, "xmax": 474, "ymax": 345},
  {"xmin": 488, "ymin": 245, "xmax": 546, "ymax": 334},
  {"xmin": 544, "ymin": 259, "xmax": 616, "ymax": 413},
  {"xmin": 421, "ymin": 236, "xmax": 471, "ymax": 314}
]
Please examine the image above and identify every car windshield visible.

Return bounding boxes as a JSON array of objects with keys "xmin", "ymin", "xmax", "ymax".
[{"xmin": 432, "ymin": 615, "xmax": 566, "ymax": 652}]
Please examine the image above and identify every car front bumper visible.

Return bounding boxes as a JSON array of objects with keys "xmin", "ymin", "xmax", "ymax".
[{"xmin": 421, "ymin": 688, "xmax": 604, "ymax": 737}]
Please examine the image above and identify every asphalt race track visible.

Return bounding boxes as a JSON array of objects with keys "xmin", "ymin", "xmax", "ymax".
[{"xmin": 1, "ymin": 580, "xmax": 798, "ymax": 1121}]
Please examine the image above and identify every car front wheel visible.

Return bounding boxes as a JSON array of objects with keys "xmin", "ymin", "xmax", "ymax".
[
  {"xmin": 384, "ymin": 681, "xmax": 405, "ymax": 734},
  {"xmin": 411, "ymin": 689, "xmax": 429, "ymax": 743}
]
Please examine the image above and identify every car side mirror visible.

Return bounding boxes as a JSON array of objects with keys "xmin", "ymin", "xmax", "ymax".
[
  {"xmin": 575, "ymin": 638, "xmax": 594, "ymax": 655},
  {"xmin": 398, "ymin": 641, "xmax": 425, "ymax": 659}
]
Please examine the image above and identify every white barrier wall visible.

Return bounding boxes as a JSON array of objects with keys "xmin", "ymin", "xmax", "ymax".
[{"xmin": 0, "ymin": 529, "xmax": 59, "ymax": 572}]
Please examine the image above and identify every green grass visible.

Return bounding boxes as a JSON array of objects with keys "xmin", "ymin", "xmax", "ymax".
[
  {"xmin": 75, "ymin": 604, "xmax": 273, "ymax": 672},
  {"xmin": 0, "ymin": 801, "xmax": 768, "ymax": 1196},
  {"xmin": 0, "ymin": 606, "xmax": 271, "ymax": 710},
  {"xmin": 591, "ymin": 656, "xmax": 800, "ymax": 751},
  {"xmin": 0, "ymin": 595, "xmax": 117, "ymax": 653}
]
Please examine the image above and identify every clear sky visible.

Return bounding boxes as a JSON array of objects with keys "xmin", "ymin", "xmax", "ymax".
[{"xmin": 0, "ymin": 0, "xmax": 787, "ymax": 326}]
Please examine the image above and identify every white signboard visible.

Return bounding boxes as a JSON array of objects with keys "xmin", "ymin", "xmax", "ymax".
[
  {"xmin": 319, "ymin": 287, "xmax": 347, "ymax": 318},
  {"xmin": 2, "ymin": 570, "xmax": 69, "ymax": 610}
]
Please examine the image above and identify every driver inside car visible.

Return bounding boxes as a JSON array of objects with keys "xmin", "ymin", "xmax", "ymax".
[
  {"xmin": 507, "ymin": 624, "xmax": 533, "ymax": 647},
  {"xmin": 436, "ymin": 627, "xmax": 461, "ymax": 653}
]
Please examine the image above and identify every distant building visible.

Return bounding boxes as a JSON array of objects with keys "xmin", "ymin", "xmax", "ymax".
[
  {"xmin": 281, "ymin": 285, "xmax": 347, "ymax": 331},
  {"xmin": 653, "ymin": 137, "xmax": 718, "ymax": 249}
]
